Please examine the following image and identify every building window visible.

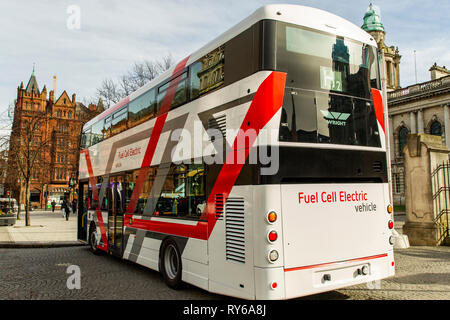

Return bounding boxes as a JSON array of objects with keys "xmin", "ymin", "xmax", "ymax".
[
  {"xmin": 430, "ymin": 121, "xmax": 442, "ymax": 136},
  {"xmin": 32, "ymin": 169, "xmax": 39, "ymax": 180},
  {"xmin": 394, "ymin": 173, "xmax": 402, "ymax": 194},
  {"xmin": 398, "ymin": 126, "xmax": 409, "ymax": 157},
  {"xmin": 58, "ymin": 122, "xmax": 68, "ymax": 133},
  {"xmin": 55, "ymin": 168, "xmax": 67, "ymax": 180}
]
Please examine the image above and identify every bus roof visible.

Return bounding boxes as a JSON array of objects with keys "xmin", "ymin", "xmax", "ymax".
[{"xmin": 84, "ymin": 4, "xmax": 377, "ymax": 130}]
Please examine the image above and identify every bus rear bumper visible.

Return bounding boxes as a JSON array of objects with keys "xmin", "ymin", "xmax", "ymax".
[
  {"xmin": 254, "ymin": 251, "xmax": 395, "ymax": 300},
  {"xmin": 282, "ymin": 251, "xmax": 395, "ymax": 299}
]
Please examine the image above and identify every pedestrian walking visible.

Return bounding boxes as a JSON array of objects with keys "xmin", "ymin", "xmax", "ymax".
[
  {"xmin": 62, "ymin": 199, "xmax": 70, "ymax": 221},
  {"xmin": 51, "ymin": 200, "xmax": 56, "ymax": 212}
]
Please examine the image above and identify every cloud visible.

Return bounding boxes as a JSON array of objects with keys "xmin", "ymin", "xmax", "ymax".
[{"xmin": 0, "ymin": 0, "xmax": 448, "ymax": 114}]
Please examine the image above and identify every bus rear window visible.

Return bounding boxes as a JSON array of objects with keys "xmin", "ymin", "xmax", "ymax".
[
  {"xmin": 277, "ymin": 23, "xmax": 380, "ymax": 99},
  {"xmin": 279, "ymin": 89, "xmax": 381, "ymax": 147}
]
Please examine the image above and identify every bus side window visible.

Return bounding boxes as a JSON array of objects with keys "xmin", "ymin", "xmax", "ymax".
[
  {"xmin": 154, "ymin": 165, "xmax": 186, "ymax": 217},
  {"xmin": 124, "ymin": 171, "xmax": 136, "ymax": 213},
  {"xmin": 128, "ymin": 89, "xmax": 156, "ymax": 128},
  {"xmin": 156, "ymin": 72, "xmax": 188, "ymax": 113},
  {"xmin": 186, "ymin": 164, "xmax": 205, "ymax": 218},
  {"xmin": 129, "ymin": 168, "xmax": 156, "ymax": 215},
  {"xmin": 103, "ymin": 116, "xmax": 112, "ymax": 139},
  {"xmin": 150, "ymin": 163, "xmax": 205, "ymax": 219},
  {"xmin": 172, "ymin": 74, "xmax": 187, "ymax": 109},
  {"xmin": 81, "ymin": 128, "xmax": 91, "ymax": 149},
  {"xmin": 189, "ymin": 61, "xmax": 202, "ymax": 100},
  {"xmin": 89, "ymin": 187, "xmax": 98, "ymax": 210},
  {"xmin": 91, "ymin": 120, "xmax": 104, "ymax": 145},
  {"xmin": 111, "ymin": 106, "xmax": 128, "ymax": 136},
  {"xmin": 194, "ymin": 46, "xmax": 225, "ymax": 97}
]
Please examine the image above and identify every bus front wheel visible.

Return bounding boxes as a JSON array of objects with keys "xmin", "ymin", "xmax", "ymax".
[{"xmin": 160, "ymin": 239, "xmax": 183, "ymax": 289}]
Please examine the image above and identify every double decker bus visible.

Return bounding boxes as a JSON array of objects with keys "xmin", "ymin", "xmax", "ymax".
[{"xmin": 77, "ymin": 4, "xmax": 395, "ymax": 299}]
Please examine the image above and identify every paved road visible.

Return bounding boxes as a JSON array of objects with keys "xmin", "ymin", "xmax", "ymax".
[{"xmin": 0, "ymin": 246, "xmax": 449, "ymax": 300}]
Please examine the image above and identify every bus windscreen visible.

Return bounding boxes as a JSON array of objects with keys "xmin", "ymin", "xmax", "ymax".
[{"xmin": 277, "ymin": 22, "xmax": 381, "ymax": 147}]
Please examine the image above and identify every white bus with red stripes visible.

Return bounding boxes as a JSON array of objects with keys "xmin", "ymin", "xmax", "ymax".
[{"xmin": 77, "ymin": 4, "xmax": 395, "ymax": 299}]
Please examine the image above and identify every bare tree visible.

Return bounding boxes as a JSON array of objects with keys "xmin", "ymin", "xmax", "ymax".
[
  {"xmin": 8, "ymin": 112, "xmax": 50, "ymax": 226},
  {"xmin": 96, "ymin": 78, "xmax": 123, "ymax": 109},
  {"xmin": 155, "ymin": 54, "xmax": 174, "ymax": 74},
  {"xmin": 96, "ymin": 54, "xmax": 174, "ymax": 108}
]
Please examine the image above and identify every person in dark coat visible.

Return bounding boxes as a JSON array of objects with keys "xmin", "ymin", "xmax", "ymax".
[
  {"xmin": 72, "ymin": 199, "xmax": 77, "ymax": 215},
  {"xmin": 62, "ymin": 199, "xmax": 70, "ymax": 221},
  {"xmin": 51, "ymin": 200, "xmax": 56, "ymax": 212}
]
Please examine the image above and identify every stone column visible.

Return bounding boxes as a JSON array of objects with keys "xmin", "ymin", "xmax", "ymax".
[
  {"xmin": 395, "ymin": 62, "xmax": 401, "ymax": 88},
  {"xmin": 410, "ymin": 112, "xmax": 417, "ymax": 134},
  {"xmin": 444, "ymin": 104, "xmax": 450, "ymax": 147},
  {"xmin": 417, "ymin": 109, "xmax": 424, "ymax": 133},
  {"xmin": 388, "ymin": 116, "xmax": 395, "ymax": 162},
  {"xmin": 403, "ymin": 133, "xmax": 450, "ymax": 245}
]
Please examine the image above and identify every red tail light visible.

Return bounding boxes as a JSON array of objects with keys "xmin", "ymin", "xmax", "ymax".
[{"xmin": 268, "ymin": 230, "xmax": 278, "ymax": 242}]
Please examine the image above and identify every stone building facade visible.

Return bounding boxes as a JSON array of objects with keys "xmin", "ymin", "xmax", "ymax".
[
  {"xmin": 388, "ymin": 70, "xmax": 450, "ymax": 205},
  {"xmin": 8, "ymin": 69, "xmax": 103, "ymax": 208},
  {"xmin": 361, "ymin": 4, "xmax": 450, "ymax": 205}
]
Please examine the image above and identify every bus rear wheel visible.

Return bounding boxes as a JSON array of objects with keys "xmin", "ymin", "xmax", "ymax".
[{"xmin": 160, "ymin": 239, "xmax": 183, "ymax": 289}]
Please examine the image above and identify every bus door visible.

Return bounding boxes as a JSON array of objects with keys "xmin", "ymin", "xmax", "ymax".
[
  {"xmin": 77, "ymin": 181, "xmax": 89, "ymax": 242},
  {"xmin": 108, "ymin": 176, "xmax": 124, "ymax": 257}
]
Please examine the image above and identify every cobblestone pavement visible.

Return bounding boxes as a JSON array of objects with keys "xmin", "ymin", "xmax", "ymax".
[
  {"xmin": 333, "ymin": 246, "xmax": 450, "ymax": 300},
  {"xmin": 0, "ymin": 246, "xmax": 449, "ymax": 300}
]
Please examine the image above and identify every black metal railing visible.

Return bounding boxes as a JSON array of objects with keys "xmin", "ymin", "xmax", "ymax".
[{"xmin": 431, "ymin": 161, "xmax": 450, "ymax": 244}]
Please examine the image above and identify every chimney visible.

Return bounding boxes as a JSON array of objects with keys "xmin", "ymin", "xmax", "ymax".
[
  {"xmin": 53, "ymin": 75, "xmax": 57, "ymax": 98},
  {"xmin": 72, "ymin": 93, "xmax": 76, "ymax": 104},
  {"xmin": 49, "ymin": 90, "xmax": 54, "ymax": 102},
  {"xmin": 88, "ymin": 103, "xmax": 97, "ymax": 111},
  {"xmin": 42, "ymin": 85, "xmax": 47, "ymax": 99}
]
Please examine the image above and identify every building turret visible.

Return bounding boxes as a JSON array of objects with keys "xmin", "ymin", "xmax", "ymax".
[
  {"xmin": 429, "ymin": 63, "xmax": 450, "ymax": 80},
  {"xmin": 25, "ymin": 66, "xmax": 40, "ymax": 95},
  {"xmin": 362, "ymin": 3, "xmax": 401, "ymax": 91}
]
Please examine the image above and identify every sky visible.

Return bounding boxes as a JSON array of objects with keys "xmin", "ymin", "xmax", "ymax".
[{"xmin": 0, "ymin": 0, "xmax": 449, "ymax": 122}]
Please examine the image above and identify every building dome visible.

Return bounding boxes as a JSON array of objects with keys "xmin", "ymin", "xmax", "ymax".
[{"xmin": 361, "ymin": 3, "xmax": 385, "ymax": 33}]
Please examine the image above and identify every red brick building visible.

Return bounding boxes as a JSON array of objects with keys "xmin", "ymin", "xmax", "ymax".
[{"xmin": 8, "ymin": 69, "xmax": 103, "ymax": 208}]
